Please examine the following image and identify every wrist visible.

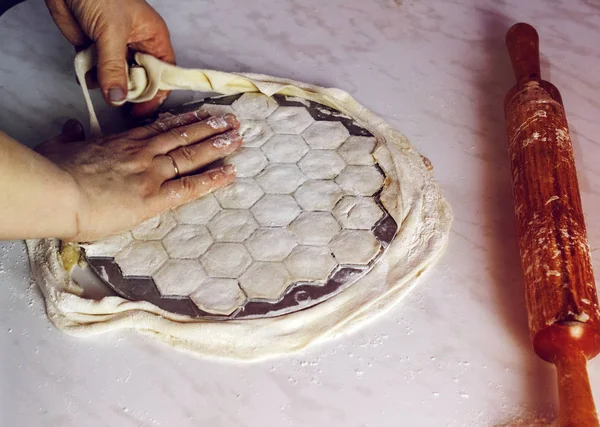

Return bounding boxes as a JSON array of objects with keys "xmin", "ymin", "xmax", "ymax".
[
  {"xmin": 0, "ymin": 132, "xmax": 86, "ymax": 240},
  {"xmin": 56, "ymin": 170, "xmax": 86, "ymax": 241}
]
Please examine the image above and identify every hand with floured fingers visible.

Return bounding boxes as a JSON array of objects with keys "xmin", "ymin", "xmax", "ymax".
[
  {"xmin": 0, "ymin": 111, "xmax": 241, "ymax": 242},
  {"xmin": 39, "ymin": 111, "xmax": 242, "ymax": 242}
]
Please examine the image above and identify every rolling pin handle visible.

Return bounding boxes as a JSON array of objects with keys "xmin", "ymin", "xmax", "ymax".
[
  {"xmin": 506, "ymin": 22, "xmax": 541, "ymax": 85},
  {"xmin": 555, "ymin": 352, "xmax": 599, "ymax": 427}
]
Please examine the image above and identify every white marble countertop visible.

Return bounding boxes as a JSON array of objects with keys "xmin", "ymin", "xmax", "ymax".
[{"xmin": 2, "ymin": 0, "xmax": 600, "ymax": 425}]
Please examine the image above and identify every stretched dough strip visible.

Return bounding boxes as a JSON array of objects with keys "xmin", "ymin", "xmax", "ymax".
[{"xmin": 75, "ymin": 46, "xmax": 361, "ymax": 137}]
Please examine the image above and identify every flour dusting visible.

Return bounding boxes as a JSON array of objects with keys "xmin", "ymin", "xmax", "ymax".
[{"xmin": 29, "ymin": 50, "xmax": 452, "ymax": 361}]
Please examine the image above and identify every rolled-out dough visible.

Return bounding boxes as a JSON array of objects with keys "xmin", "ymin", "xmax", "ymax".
[{"xmin": 26, "ymin": 46, "xmax": 452, "ymax": 361}]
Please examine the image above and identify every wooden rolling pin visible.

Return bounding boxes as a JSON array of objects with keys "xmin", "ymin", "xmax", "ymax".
[{"xmin": 504, "ymin": 23, "xmax": 600, "ymax": 426}]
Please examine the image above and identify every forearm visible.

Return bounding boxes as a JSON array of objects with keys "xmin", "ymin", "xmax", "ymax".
[{"xmin": 0, "ymin": 132, "xmax": 79, "ymax": 240}]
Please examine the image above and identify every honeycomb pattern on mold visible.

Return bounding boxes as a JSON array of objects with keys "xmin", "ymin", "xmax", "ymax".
[{"xmin": 85, "ymin": 94, "xmax": 388, "ymax": 317}]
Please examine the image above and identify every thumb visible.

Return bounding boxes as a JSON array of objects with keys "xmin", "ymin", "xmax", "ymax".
[
  {"xmin": 95, "ymin": 33, "xmax": 129, "ymax": 106},
  {"xmin": 59, "ymin": 119, "xmax": 86, "ymax": 143}
]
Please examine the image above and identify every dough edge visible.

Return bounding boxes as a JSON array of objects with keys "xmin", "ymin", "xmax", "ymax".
[{"xmin": 26, "ymin": 53, "xmax": 453, "ymax": 362}]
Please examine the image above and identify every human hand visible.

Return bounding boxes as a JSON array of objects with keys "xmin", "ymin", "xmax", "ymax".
[
  {"xmin": 45, "ymin": 0, "xmax": 174, "ymax": 116},
  {"xmin": 36, "ymin": 111, "xmax": 242, "ymax": 242}
]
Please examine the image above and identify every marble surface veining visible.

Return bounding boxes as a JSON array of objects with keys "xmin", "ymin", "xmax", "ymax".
[{"xmin": 2, "ymin": 0, "xmax": 600, "ymax": 425}]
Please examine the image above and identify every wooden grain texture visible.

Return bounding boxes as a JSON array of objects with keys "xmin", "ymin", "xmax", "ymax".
[
  {"xmin": 505, "ymin": 22, "xmax": 600, "ymax": 426},
  {"xmin": 555, "ymin": 336, "xmax": 598, "ymax": 426},
  {"xmin": 505, "ymin": 22, "xmax": 541, "ymax": 85},
  {"xmin": 505, "ymin": 80, "xmax": 600, "ymax": 346}
]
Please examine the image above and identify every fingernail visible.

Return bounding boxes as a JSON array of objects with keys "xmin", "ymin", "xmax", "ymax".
[
  {"xmin": 108, "ymin": 87, "xmax": 126, "ymax": 103},
  {"xmin": 223, "ymin": 164, "xmax": 237, "ymax": 175},
  {"xmin": 193, "ymin": 109, "xmax": 210, "ymax": 120},
  {"xmin": 224, "ymin": 113, "xmax": 240, "ymax": 128}
]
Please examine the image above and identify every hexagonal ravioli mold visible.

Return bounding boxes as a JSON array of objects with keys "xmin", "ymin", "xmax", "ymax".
[
  {"xmin": 239, "ymin": 119, "xmax": 274, "ymax": 148},
  {"xmin": 255, "ymin": 164, "xmax": 307, "ymax": 194},
  {"xmin": 200, "ymin": 104, "xmax": 235, "ymax": 117},
  {"xmin": 302, "ymin": 121, "xmax": 349, "ymax": 149},
  {"xmin": 162, "ymin": 225, "xmax": 213, "ymax": 259},
  {"xmin": 225, "ymin": 148, "xmax": 268, "ymax": 178},
  {"xmin": 200, "ymin": 243, "xmax": 252, "ymax": 278},
  {"xmin": 232, "ymin": 93, "xmax": 278, "ymax": 120},
  {"xmin": 336, "ymin": 165, "xmax": 384, "ymax": 196},
  {"xmin": 251, "ymin": 195, "xmax": 301, "ymax": 226},
  {"xmin": 240, "ymin": 262, "xmax": 292, "ymax": 300},
  {"xmin": 329, "ymin": 230, "xmax": 381, "ymax": 265},
  {"xmin": 338, "ymin": 136, "xmax": 377, "ymax": 165},
  {"xmin": 131, "ymin": 213, "xmax": 177, "ymax": 240},
  {"xmin": 284, "ymin": 246, "xmax": 337, "ymax": 282},
  {"xmin": 154, "ymin": 259, "xmax": 207, "ymax": 296},
  {"xmin": 262, "ymin": 134, "xmax": 309, "ymax": 163},
  {"xmin": 273, "ymin": 94, "xmax": 374, "ymax": 138},
  {"xmin": 289, "ymin": 212, "xmax": 340, "ymax": 246},
  {"xmin": 333, "ymin": 196, "xmax": 384, "ymax": 230},
  {"xmin": 82, "ymin": 232, "xmax": 133, "ymax": 258},
  {"xmin": 244, "ymin": 228, "xmax": 297, "ymax": 261},
  {"xmin": 267, "ymin": 106, "xmax": 314, "ymax": 134},
  {"xmin": 173, "ymin": 194, "xmax": 221, "ymax": 225},
  {"xmin": 207, "ymin": 210, "xmax": 258, "ymax": 243},
  {"xmin": 114, "ymin": 241, "xmax": 168, "ymax": 277},
  {"xmin": 190, "ymin": 278, "xmax": 246, "ymax": 315},
  {"xmin": 85, "ymin": 93, "xmax": 398, "ymax": 320},
  {"xmin": 214, "ymin": 178, "xmax": 264, "ymax": 209},
  {"xmin": 298, "ymin": 149, "xmax": 346, "ymax": 180},
  {"xmin": 294, "ymin": 180, "xmax": 343, "ymax": 211}
]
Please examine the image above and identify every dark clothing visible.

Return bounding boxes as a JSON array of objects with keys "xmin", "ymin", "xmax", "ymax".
[{"xmin": 1, "ymin": 0, "xmax": 26, "ymax": 17}]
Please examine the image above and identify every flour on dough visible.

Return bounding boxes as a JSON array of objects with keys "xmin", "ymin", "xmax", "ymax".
[
  {"xmin": 289, "ymin": 212, "xmax": 340, "ymax": 246},
  {"xmin": 255, "ymin": 164, "xmax": 307, "ymax": 194},
  {"xmin": 302, "ymin": 121, "xmax": 350, "ymax": 150},
  {"xmin": 330, "ymin": 230, "xmax": 381, "ymax": 265},
  {"xmin": 213, "ymin": 178, "xmax": 264, "ymax": 209},
  {"xmin": 200, "ymin": 243, "xmax": 252, "ymax": 278},
  {"xmin": 284, "ymin": 246, "xmax": 337, "ymax": 282},
  {"xmin": 294, "ymin": 180, "xmax": 343, "ymax": 211},
  {"xmin": 244, "ymin": 228, "xmax": 297, "ymax": 262},
  {"xmin": 250, "ymin": 194, "xmax": 301, "ymax": 227},
  {"xmin": 238, "ymin": 120, "xmax": 274, "ymax": 148},
  {"xmin": 131, "ymin": 213, "xmax": 177, "ymax": 240},
  {"xmin": 26, "ymin": 47, "xmax": 452, "ymax": 361},
  {"xmin": 333, "ymin": 196, "xmax": 384, "ymax": 230},
  {"xmin": 199, "ymin": 104, "xmax": 234, "ymax": 117},
  {"xmin": 267, "ymin": 107, "xmax": 314, "ymax": 134},
  {"xmin": 336, "ymin": 165, "xmax": 384, "ymax": 196},
  {"xmin": 232, "ymin": 93, "xmax": 278, "ymax": 120},
  {"xmin": 225, "ymin": 148, "xmax": 268, "ymax": 178},
  {"xmin": 262, "ymin": 135, "xmax": 308, "ymax": 163},
  {"xmin": 114, "ymin": 241, "xmax": 168, "ymax": 276},
  {"xmin": 206, "ymin": 210, "xmax": 258, "ymax": 243},
  {"xmin": 154, "ymin": 259, "xmax": 207, "ymax": 296},
  {"xmin": 240, "ymin": 262, "xmax": 291, "ymax": 300},
  {"xmin": 338, "ymin": 136, "xmax": 377, "ymax": 166},
  {"xmin": 173, "ymin": 195, "xmax": 221, "ymax": 225},
  {"xmin": 298, "ymin": 150, "xmax": 346, "ymax": 180},
  {"xmin": 81, "ymin": 232, "xmax": 133, "ymax": 258},
  {"xmin": 190, "ymin": 278, "xmax": 247, "ymax": 315},
  {"xmin": 162, "ymin": 225, "xmax": 213, "ymax": 259}
]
